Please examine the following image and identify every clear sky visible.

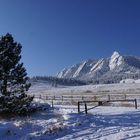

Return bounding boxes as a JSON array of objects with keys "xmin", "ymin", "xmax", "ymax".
[{"xmin": 0, "ymin": 0, "xmax": 140, "ymax": 76}]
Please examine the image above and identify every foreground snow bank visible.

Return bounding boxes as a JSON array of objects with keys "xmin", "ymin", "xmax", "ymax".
[
  {"xmin": 56, "ymin": 106, "xmax": 140, "ymax": 140},
  {"xmin": 0, "ymin": 99, "xmax": 140, "ymax": 140}
]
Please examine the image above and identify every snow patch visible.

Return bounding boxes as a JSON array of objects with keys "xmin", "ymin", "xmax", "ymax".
[
  {"xmin": 135, "ymin": 79, "xmax": 140, "ymax": 83},
  {"xmin": 109, "ymin": 51, "xmax": 124, "ymax": 70},
  {"xmin": 73, "ymin": 61, "xmax": 86, "ymax": 78},
  {"xmin": 120, "ymin": 79, "xmax": 140, "ymax": 84},
  {"xmin": 90, "ymin": 59, "xmax": 104, "ymax": 72},
  {"xmin": 120, "ymin": 79, "xmax": 135, "ymax": 84},
  {"xmin": 57, "ymin": 68, "xmax": 67, "ymax": 78}
]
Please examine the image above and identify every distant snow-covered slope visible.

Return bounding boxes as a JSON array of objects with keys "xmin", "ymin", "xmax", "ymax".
[{"xmin": 56, "ymin": 51, "xmax": 140, "ymax": 83}]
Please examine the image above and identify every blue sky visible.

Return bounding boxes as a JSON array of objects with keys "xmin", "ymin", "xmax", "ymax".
[{"xmin": 0, "ymin": 0, "xmax": 140, "ymax": 76}]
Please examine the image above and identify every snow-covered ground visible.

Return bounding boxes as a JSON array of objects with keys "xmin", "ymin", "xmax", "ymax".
[
  {"xmin": 29, "ymin": 82, "xmax": 140, "ymax": 96},
  {"xmin": 1, "ymin": 83, "xmax": 140, "ymax": 140},
  {"xmin": 28, "ymin": 83, "xmax": 140, "ymax": 104},
  {"xmin": 0, "ymin": 98, "xmax": 140, "ymax": 140}
]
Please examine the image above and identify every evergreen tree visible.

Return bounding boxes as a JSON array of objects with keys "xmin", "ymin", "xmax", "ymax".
[{"xmin": 0, "ymin": 33, "xmax": 33, "ymax": 114}]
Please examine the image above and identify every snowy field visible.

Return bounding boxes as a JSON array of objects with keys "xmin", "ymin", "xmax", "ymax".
[
  {"xmin": 0, "ymin": 99, "xmax": 140, "ymax": 140},
  {"xmin": 29, "ymin": 82, "xmax": 140, "ymax": 96},
  {"xmin": 1, "ymin": 83, "xmax": 140, "ymax": 140},
  {"xmin": 28, "ymin": 82, "xmax": 140, "ymax": 104}
]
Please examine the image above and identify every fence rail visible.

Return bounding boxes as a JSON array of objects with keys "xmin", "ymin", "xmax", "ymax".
[{"xmin": 32, "ymin": 94, "xmax": 140, "ymax": 101}]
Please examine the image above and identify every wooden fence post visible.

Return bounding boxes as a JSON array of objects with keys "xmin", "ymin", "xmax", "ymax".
[
  {"xmin": 40, "ymin": 95, "xmax": 41, "ymax": 99},
  {"xmin": 134, "ymin": 99, "xmax": 137, "ymax": 109},
  {"xmin": 46, "ymin": 96, "xmax": 48, "ymax": 100},
  {"xmin": 62, "ymin": 96, "xmax": 63, "ymax": 101},
  {"xmin": 98, "ymin": 101, "xmax": 103, "ymax": 106},
  {"xmin": 78, "ymin": 102, "xmax": 80, "ymax": 113},
  {"xmin": 108, "ymin": 95, "xmax": 110, "ymax": 101},
  {"xmin": 94, "ymin": 96, "xmax": 97, "ymax": 101},
  {"xmin": 85, "ymin": 103, "xmax": 87, "ymax": 114},
  {"xmin": 52, "ymin": 100, "xmax": 54, "ymax": 108}
]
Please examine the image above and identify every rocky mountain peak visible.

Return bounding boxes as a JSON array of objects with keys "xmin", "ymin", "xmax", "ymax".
[
  {"xmin": 56, "ymin": 51, "xmax": 140, "ymax": 83},
  {"xmin": 111, "ymin": 51, "xmax": 121, "ymax": 58},
  {"xmin": 109, "ymin": 51, "xmax": 124, "ymax": 70}
]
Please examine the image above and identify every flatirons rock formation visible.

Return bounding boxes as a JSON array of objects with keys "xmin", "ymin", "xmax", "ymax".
[{"xmin": 56, "ymin": 51, "xmax": 140, "ymax": 83}]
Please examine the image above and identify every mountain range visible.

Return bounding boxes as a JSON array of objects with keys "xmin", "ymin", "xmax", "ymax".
[{"xmin": 56, "ymin": 51, "xmax": 140, "ymax": 84}]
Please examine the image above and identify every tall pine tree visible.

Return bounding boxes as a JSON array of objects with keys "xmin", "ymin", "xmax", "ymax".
[{"xmin": 0, "ymin": 33, "xmax": 33, "ymax": 114}]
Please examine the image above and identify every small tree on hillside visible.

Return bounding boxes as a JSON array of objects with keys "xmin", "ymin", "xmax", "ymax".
[{"xmin": 0, "ymin": 33, "xmax": 33, "ymax": 114}]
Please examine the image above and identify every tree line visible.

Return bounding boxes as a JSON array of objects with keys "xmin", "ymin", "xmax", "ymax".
[{"xmin": 31, "ymin": 76, "xmax": 87, "ymax": 86}]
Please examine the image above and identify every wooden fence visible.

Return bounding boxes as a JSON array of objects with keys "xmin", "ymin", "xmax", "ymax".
[
  {"xmin": 32, "ymin": 94, "xmax": 140, "ymax": 101},
  {"xmin": 78, "ymin": 99, "xmax": 138, "ymax": 114},
  {"xmin": 31, "ymin": 94, "xmax": 140, "ymax": 108}
]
